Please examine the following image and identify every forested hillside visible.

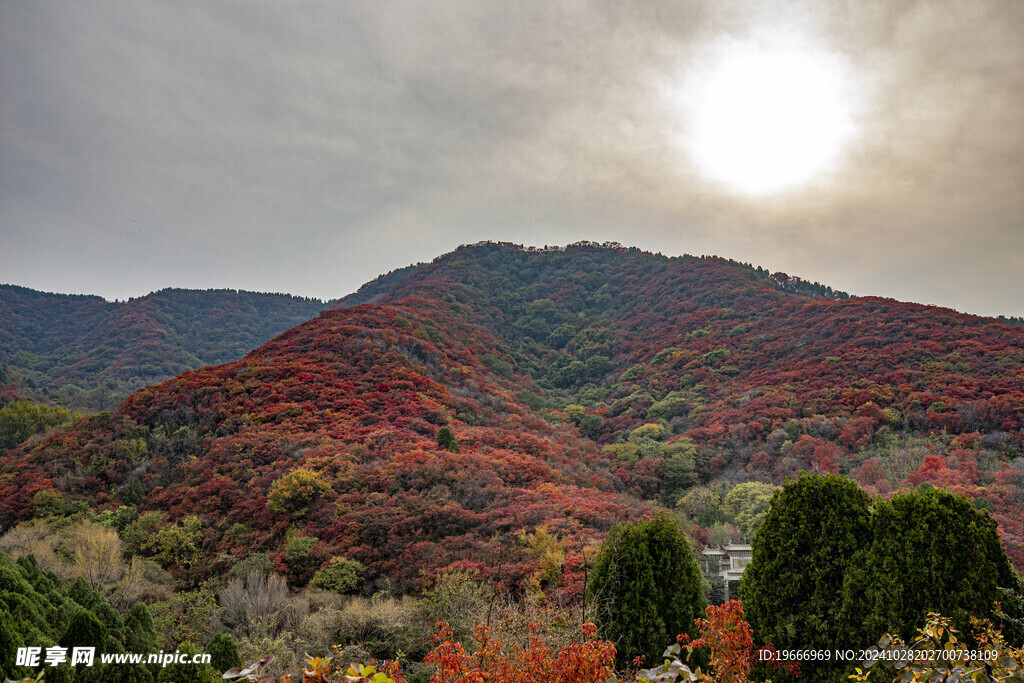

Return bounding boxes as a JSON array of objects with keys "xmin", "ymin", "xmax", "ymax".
[
  {"xmin": 3, "ymin": 242, "xmax": 1022, "ymax": 581},
  {"xmin": 2, "ymin": 242, "xmax": 1023, "ymax": 681},
  {"xmin": 0, "ymin": 286, "xmax": 326, "ymax": 410}
]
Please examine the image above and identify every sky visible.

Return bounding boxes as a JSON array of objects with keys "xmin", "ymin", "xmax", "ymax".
[{"xmin": 2, "ymin": 1, "xmax": 1022, "ymax": 316}]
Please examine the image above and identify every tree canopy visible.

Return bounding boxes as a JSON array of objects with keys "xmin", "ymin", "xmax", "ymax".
[
  {"xmin": 740, "ymin": 473, "xmax": 872, "ymax": 679},
  {"xmin": 588, "ymin": 514, "xmax": 705, "ymax": 669}
]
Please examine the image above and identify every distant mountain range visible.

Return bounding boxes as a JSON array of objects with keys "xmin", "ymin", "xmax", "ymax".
[
  {"xmin": 0, "ymin": 285, "xmax": 327, "ymax": 410},
  {"xmin": 2, "ymin": 242, "xmax": 1022, "ymax": 592}
]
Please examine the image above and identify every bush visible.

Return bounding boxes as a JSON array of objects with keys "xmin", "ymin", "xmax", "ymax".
[
  {"xmin": 425, "ymin": 621, "xmax": 615, "ymax": 683},
  {"xmin": 419, "ymin": 570, "xmax": 490, "ymax": 647},
  {"xmin": 637, "ymin": 600, "xmax": 799, "ymax": 683},
  {"xmin": 266, "ymin": 468, "xmax": 331, "ymax": 517},
  {"xmin": 309, "ymin": 557, "xmax": 365, "ymax": 595},
  {"xmin": 334, "ymin": 595, "xmax": 430, "ymax": 660},
  {"xmin": 851, "ymin": 612, "xmax": 1024, "ymax": 682}
]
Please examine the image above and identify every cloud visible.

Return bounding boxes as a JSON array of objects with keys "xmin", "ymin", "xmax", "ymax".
[{"xmin": 1, "ymin": 0, "xmax": 1021, "ymax": 314}]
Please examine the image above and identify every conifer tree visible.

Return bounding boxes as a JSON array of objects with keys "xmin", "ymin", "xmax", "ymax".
[
  {"xmin": 207, "ymin": 632, "xmax": 241, "ymax": 673},
  {"xmin": 739, "ymin": 473, "xmax": 871, "ymax": 680},
  {"xmin": 846, "ymin": 486, "xmax": 1023, "ymax": 645},
  {"xmin": 588, "ymin": 513, "xmax": 704, "ymax": 668},
  {"xmin": 436, "ymin": 426, "xmax": 460, "ymax": 453}
]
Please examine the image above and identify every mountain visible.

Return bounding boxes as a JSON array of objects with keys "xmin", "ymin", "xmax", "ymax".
[
  {"xmin": 0, "ymin": 285, "xmax": 327, "ymax": 411},
  {"xmin": 2, "ymin": 242, "xmax": 1022, "ymax": 593}
]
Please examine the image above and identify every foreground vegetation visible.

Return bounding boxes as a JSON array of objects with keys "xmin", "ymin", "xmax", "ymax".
[{"xmin": 2, "ymin": 474, "xmax": 1021, "ymax": 682}]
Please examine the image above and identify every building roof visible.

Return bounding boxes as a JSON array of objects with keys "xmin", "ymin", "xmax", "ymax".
[{"xmin": 724, "ymin": 543, "xmax": 752, "ymax": 553}]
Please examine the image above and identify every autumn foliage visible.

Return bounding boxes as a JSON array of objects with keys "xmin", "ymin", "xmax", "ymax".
[
  {"xmin": 638, "ymin": 600, "xmax": 798, "ymax": 682},
  {"xmin": 424, "ymin": 621, "xmax": 617, "ymax": 683},
  {"xmin": 2, "ymin": 241, "xmax": 1023, "ymax": 594}
]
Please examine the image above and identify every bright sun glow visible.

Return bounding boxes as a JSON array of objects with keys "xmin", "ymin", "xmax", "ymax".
[{"xmin": 678, "ymin": 34, "xmax": 856, "ymax": 195}]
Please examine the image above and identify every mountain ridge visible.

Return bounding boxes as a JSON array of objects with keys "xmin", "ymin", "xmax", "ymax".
[
  {"xmin": 0, "ymin": 285, "xmax": 329, "ymax": 410},
  {"xmin": 2, "ymin": 242, "xmax": 1022, "ymax": 592}
]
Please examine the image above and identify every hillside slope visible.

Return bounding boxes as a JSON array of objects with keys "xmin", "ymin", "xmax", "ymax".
[
  {"xmin": 0, "ymin": 285, "xmax": 327, "ymax": 410},
  {"xmin": 2, "ymin": 242, "xmax": 1022, "ymax": 589}
]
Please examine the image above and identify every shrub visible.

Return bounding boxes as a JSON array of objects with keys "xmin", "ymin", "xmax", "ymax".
[
  {"xmin": 266, "ymin": 468, "xmax": 331, "ymax": 517},
  {"xmin": 334, "ymin": 595, "xmax": 430, "ymax": 661},
  {"xmin": 419, "ymin": 570, "xmax": 490, "ymax": 647},
  {"xmin": 309, "ymin": 557, "xmax": 365, "ymax": 595},
  {"xmin": 851, "ymin": 612, "xmax": 1024, "ymax": 682},
  {"xmin": 425, "ymin": 621, "xmax": 616, "ymax": 683},
  {"xmin": 637, "ymin": 600, "xmax": 798, "ymax": 683}
]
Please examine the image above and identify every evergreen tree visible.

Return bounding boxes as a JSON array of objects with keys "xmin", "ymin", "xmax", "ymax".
[
  {"xmin": 155, "ymin": 641, "xmax": 219, "ymax": 683},
  {"xmin": 739, "ymin": 473, "xmax": 871, "ymax": 680},
  {"xmin": 124, "ymin": 602, "xmax": 158, "ymax": 653},
  {"xmin": 0, "ymin": 609, "xmax": 25, "ymax": 681},
  {"xmin": 60, "ymin": 608, "xmax": 107, "ymax": 652},
  {"xmin": 436, "ymin": 426, "xmax": 460, "ymax": 453},
  {"xmin": 207, "ymin": 632, "xmax": 241, "ymax": 673},
  {"xmin": 588, "ymin": 514, "xmax": 705, "ymax": 668},
  {"xmin": 846, "ymin": 486, "xmax": 1023, "ymax": 645}
]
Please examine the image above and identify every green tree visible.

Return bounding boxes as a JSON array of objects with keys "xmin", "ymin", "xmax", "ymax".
[
  {"xmin": 266, "ymin": 468, "xmax": 331, "ymax": 517},
  {"xmin": 207, "ymin": 632, "xmax": 241, "ymax": 673},
  {"xmin": 0, "ymin": 609, "xmax": 25, "ymax": 681},
  {"xmin": 846, "ymin": 486, "xmax": 1022, "ymax": 645},
  {"xmin": 155, "ymin": 640, "xmax": 219, "ymax": 683},
  {"xmin": 629, "ymin": 422, "xmax": 668, "ymax": 443},
  {"xmin": 659, "ymin": 440, "xmax": 698, "ymax": 507},
  {"xmin": 0, "ymin": 400, "xmax": 78, "ymax": 452},
  {"xmin": 676, "ymin": 486, "xmax": 723, "ymax": 526},
  {"xmin": 308, "ymin": 556, "xmax": 365, "ymax": 595},
  {"xmin": 121, "ymin": 478, "xmax": 146, "ymax": 505},
  {"xmin": 32, "ymin": 489, "xmax": 69, "ymax": 518},
  {"xmin": 145, "ymin": 515, "xmax": 203, "ymax": 572},
  {"xmin": 60, "ymin": 609, "xmax": 108, "ymax": 652},
  {"xmin": 721, "ymin": 482, "xmax": 776, "ymax": 541},
  {"xmin": 588, "ymin": 514, "xmax": 705, "ymax": 669},
  {"xmin": 739, "ymin": 473, "xmax": 871, "ymax": 681},
  {"xmin": 150, "ymin": 588, "xmax": 218, "ymax": 650},
  {"xmin": 436, "ymin": 426, "xmax": 460, "ymax": 453},
  {"xmin": 283, "ymin": 535, "xmax": 320, "ymax": 586},
  {"xmin": 122, "ymin": 511, "xmax": 166, "ymax": 557},
  {"xmin": 124, "ymin": 602, "xmax": 158, "ymax": 653}
]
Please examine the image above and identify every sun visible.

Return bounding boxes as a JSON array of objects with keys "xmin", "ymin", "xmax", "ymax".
[{"xmin": 677, "ymin": 34, "xmax": 856, "ymax": 196}]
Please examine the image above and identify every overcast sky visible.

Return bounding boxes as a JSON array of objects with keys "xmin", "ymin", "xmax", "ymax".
[{"xmin": 2, "ymin": 1, "xmax": 1022, "ymax": 316}]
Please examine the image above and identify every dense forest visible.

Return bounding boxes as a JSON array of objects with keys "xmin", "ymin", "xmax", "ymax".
[
  {"xmin": 0, "ymin": 285, "xmax": 327, "ymax": 411},
  {"xmin": 1, "ymin": 242, "xmax": 1022, "ymax": 681}
]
